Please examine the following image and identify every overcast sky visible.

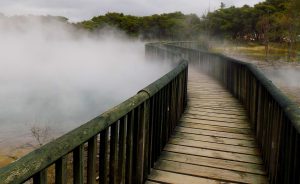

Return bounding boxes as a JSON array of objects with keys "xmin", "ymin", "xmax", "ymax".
[{"xmin": 0, "ymin": 0, "xmax": 264, "ymax": 22}]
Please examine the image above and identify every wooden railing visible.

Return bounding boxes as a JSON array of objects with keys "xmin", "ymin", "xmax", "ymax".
[
  {"xmin": 159, "ymin": 43, "xmax": 300, "ymax": 184},
  {"xmin": 2, "ymin": 41, "xmax": 299, "ymax": 184},
  {"xmin": 0, "ymin": 44, "xmax": 188, "ymax": 184}
]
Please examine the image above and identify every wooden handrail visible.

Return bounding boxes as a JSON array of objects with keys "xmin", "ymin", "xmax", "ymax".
[
  {"xmin": 0, "ymin": 44, "xmax": 188, "ymax": 184},
  {"xmin": 161, "ymin": 43, "xmax": 300, "ymax": 184}
]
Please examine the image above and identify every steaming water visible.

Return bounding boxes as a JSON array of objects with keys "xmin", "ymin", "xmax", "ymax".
[
  {"xmin": 0, "ymin": 16, "xmax": 173, "ymax": 155},
  {"xmin": 263, "ymin": 67, "xmax": 300, "ymax": 104},
  {"xmin": 264, "ymin": 67, "xmax": 300, "ymax": 89}
]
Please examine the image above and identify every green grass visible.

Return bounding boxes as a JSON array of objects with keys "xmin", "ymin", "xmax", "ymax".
[{"xmin": 213, "ymin": 42, "xmax": 300, "ymax": 63}]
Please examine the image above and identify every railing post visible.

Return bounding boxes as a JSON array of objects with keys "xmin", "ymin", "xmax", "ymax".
[
  {"xmin": 73, "ymin": 145, "xmax": 84, "ymax": 184},
  {"xmin": 55, "ymin": 155, "xmax": 67, "ymax": 184},
  {"xmin": 33, "ymin": 169, "xmax": 47, "ymax": 184},
  {"xmin": 99, "ymin": 129, "xmax": 109, "ymax": 184}
]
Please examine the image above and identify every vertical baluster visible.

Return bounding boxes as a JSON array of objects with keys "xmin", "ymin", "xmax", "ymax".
[
  {"xmin": 125, "ymin": 110, "xmax": 134, "ymax": 184},
  {"xmin": 118, "ymin": 117, "xmax": 127, "ymax": 184},
  {"xmin": 137, "ymin": 104, "xmax": 145, "ymax": 184},
  {"xmin": 131, "ymin": 107, "xmax": 140, "ymax": 183},
  {"xmin": 99, "ymin": 128, "xmax": 109, "ymax": 184},
  {"xmin": 33, "ymin": 169, "xmax": 47, "ymax": 184},
  {"xmin": 161, "ymin": 88, "xmax": 166, "ymax": 147},
  {"xmin": 55, "ymin": 155, "xmax": 67, "ymax": 184},
  {"xmin": 142, "ymin": 101, "xmax": 150, "ymax": 181},
  {"xmin": 109, "ymin": 122, "xmax": 119, "ymax": 184},
  {"xmin": 87, "ymin": 136, "xmax": 97, "ymax": 184},
  {"xmin": 148, "ymin": 97, "xmax": 155, "ymax": 169},
  {"xmin": 158, "ymin": 92, "xmax": 163, "ymax": 154},
  {"xmin": 73, "ymin": 145, "xmax": 84, "ymax": 184}
]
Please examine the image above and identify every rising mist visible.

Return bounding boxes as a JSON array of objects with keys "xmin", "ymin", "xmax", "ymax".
[{"xmin": 0, "ymin": 16, "xmax": 173, "ymax": 147}]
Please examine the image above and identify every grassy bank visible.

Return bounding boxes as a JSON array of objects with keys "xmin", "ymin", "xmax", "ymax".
[{"xmin": 213, "ymin": 42, "xmax": 300, "ymax": 63}]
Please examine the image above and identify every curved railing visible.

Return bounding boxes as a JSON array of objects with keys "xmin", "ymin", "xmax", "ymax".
[
  {"xmin": 2, "ymin": 41, "xmax": 299, "ymax": 184},
  {"xmin": 0, "ymin": 44, "xmax": 188, "ymax": 184},
  {"xmin": 158, "ymin": 42, "xmax": 300, "ymax": 184}
]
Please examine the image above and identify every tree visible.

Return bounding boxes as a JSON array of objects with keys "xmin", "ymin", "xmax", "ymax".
[
  {"xmin": 283, "ymin": 0, "xmax": 300, "ymax": 61},
  {"xmin": 220, "ymin": 2, "xmax": 226, "ymax": 9}
]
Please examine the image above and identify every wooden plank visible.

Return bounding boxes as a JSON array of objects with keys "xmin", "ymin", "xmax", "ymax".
[
  {"xmin": 147, "ymin": 169, "xmax": 221, "ymax": 184},
  {"xmin": 164, "ymin": 144, "xmax": 263, "ymax": 164},
  {"xmin": 145, "ymin": 181, "xmax": 161, "ymax": 184},
  {"xmin": 154, "ymin": 160, "xmax": 268, "ymax": 183},
  {"xmin": 187, "ymin": 90, "xmax": 229, "ymax": 94},
  {"xmin": 175, "ymin": 127, "xmax": 255, "ymax": 140},
  {"xmin": 186, "ymin": 106, "xmax": 245, "ymax": 113},
  {"xmin": 187, "ymin": 98, "xmax": 240, "ymax": 103},
  {"xmin": 160, "ymin": 151, "xmax": 266, "ymax": 175},
  {"xmin": 184, "ymin": 110, "xmax": 247, "ymax": 120},
  {"xmin": 187, "ymin": 103, "xmax": 243, "ymax": 109},
  {"xmin": 178, "ymin": 122, "xmax": 251, "ymax": 134},
  {"xmin": 187, "ymin": 104, "xmax": 244, "ymax": 109},
  {"xmin": 182, "ymin": 114, "xmax": 248, "ymax": 124},
  {"xmin": 169, "ymin": 137, "xmax": 260, "ymax": 155},
  {"xmin": 188, "ymin": 93, "xmax": 231, "ymax": 96},
  {"xmin": 173, "ymin": 132, "xmax": 257, "ymax": 148},
  {"xmin": 187, "ymin": 90, "xmax": 230, "ymax": 94},
  {"xmin": 185, "ymin": 108, "xmax": 246, "ymax": 116},
  {"xmin": 180, "ymin": 118, "xmax": 250, "ymax": 129},
  {"xmin": 188, "ymin": 97, "xmax": 240, "ymax": 103}
]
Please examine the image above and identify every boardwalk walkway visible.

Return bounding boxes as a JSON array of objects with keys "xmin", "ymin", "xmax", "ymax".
[{"xmin": 146, "ymin": 68, "xmax": 268, "ymax": 184}]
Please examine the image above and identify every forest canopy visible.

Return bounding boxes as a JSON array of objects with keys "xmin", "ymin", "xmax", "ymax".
[{"xmin": 78, "ymin": 0, "xmax": 299, "ymax": 43}]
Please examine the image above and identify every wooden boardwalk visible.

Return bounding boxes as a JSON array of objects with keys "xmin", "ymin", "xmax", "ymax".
[{"xmin": 146, "ymin": 68, "xmax": 268, "ymax": 184}]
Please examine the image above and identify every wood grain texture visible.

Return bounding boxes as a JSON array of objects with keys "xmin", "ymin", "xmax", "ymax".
[{"xmin": 147, "ymin": 69, "xmax": 268, "ymax": 184}]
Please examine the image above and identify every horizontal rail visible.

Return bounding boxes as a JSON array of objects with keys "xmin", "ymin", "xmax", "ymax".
[
  {"xmin": 0, "ymin": 46, "xmax": 188, "ymax": 184},
  {"xmin": 159, "ymin": 42, "xmax": 300, "ymax": 184}
]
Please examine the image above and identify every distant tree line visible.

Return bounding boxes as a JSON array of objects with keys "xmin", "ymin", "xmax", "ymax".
[
  {"xmin": 1, "ymin": 0, "xmax": 298, "ymax": 60},
  {"xmin": 78, "ymin": 0, "xmax": 299, "ymax": 42},
  {"xmin": 77, "ymin": 12, "xmax": 201, "ymax": 40},
  {"xmin": 202, "ymin": 0, "xmax": 300, "ymax": 60},
  {"xmin": 77, "ymin": 0, "xmax": 299, "ymax": 60}
]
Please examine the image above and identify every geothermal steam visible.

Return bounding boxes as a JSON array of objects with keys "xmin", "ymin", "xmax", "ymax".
[{"xmin": 0, "ymin": 16, "xmax": 172, "ymax": 146}]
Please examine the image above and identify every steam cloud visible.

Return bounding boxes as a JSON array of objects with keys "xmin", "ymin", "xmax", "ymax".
[
  {"xmin": 0, "ymin": 16, "xmax": 173, "ymax": 147},
  {"xmin": 264, "ymin": 67, "xmax": 300, "ymax": 89}
]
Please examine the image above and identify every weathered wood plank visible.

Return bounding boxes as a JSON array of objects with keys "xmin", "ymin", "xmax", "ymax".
[
  {"xmin": 160, "ymin": 151, "xmax": 266, "ymax": 175},
  {"xmin": 164, "ymin": 144, "xmax": 263, "ymax": 164},
  {"xmin": 154, "ymin": 160, "xmax": 268, "ymax": 183},
  {"xmin": 173, "ymin": 132, "xmax": 257, "ymax": 147},
  {"xmin": 146, "ymin": 68, "xmax": 268, "ymax": 184},
  {"xmin": 184, "ymin": 110, "xmax": 247, "ymax": 120},
  {"xmin": 186, "ymin": 106, "xmax": 246, "ymax": 113},
  {"xmin": 178, "ymin": 122, "xmax": 251, "ymax": 134},
  {"xmin": 187, "ymin": 105, "xmax": 245, "ymax": 111},
  {"xmin": 175, "ymin": 127, "xmax": 255, "ymax": 140},
  {"xmin": 168, "ymin": 137, "xmax": 260, "ymax": 155},
  {"xmin": 182, "ymin": 114, "xmax": 249, "ymax": 124},
  {"xmin": 147, "ymin": 169, "xmax": 221, "ymax": 184},
  {"xmin": 180, "ymin": 118, "xmax": 250, "ymax": 129},
  {"xmin": 185, "ymin": 107, "xmax": 246, "ymax": 116}
]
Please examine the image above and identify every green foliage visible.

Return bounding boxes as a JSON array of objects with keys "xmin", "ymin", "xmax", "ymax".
[
  {"xmin": 202, "ymin": 0, "xmax": 299, "ymax": 43},
  {"xmin": 77, "ymin": 12, "xmax": 201, "ymax": 40}
]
